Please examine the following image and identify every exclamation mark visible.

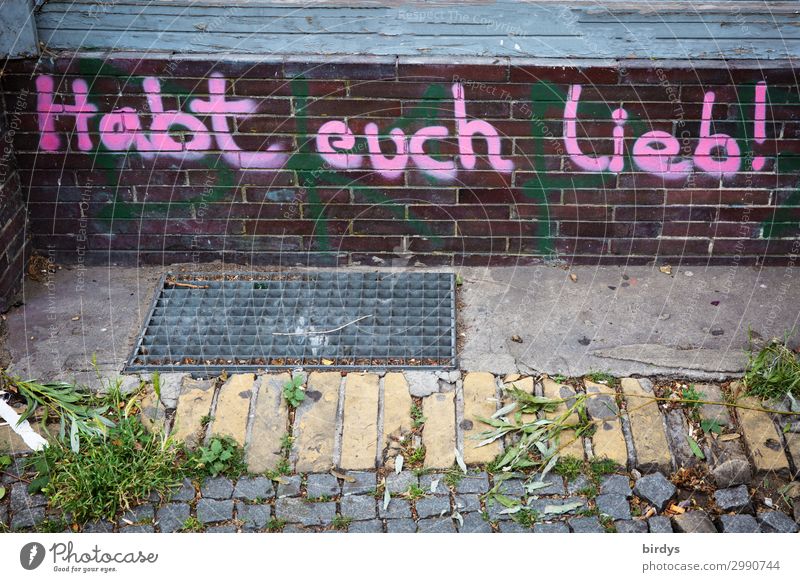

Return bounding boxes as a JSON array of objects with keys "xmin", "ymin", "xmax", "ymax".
[{"xmin": 752, "ymin": 82, "xmax": 767, "ymax": 171}]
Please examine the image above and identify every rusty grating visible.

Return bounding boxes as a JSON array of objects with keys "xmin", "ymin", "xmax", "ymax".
[{"xmin": 125, "ymin": 271, "xmax": 456, "ymax": 373}]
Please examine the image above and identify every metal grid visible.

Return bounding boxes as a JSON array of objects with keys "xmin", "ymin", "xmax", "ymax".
[{"xmin": 125, "ymin": 272, "xmax": 456, "ymax": 373}]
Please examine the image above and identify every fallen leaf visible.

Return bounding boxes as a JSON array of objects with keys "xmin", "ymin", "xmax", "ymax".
[
  {"xmin": 330, "ymin": 469, "xmax": 355, "ymax": 483},
  {"xmin": 454, "ymin": 447, "xmax": 467, "ymax": 474},
  {"xmin": 321, "ymin": 358, "xmax": 334, "ymax": 366},
  {"xmin": 0, "ymin": 486, "xmax": 5, "ymax": 500},
  {"xmin": 511, "ymin": 335, "xmax": 523, "ymax": 343},
  {"xmin": 543, "ymin": 501, "xmax": 584, "ymax": 515},
  {"xmin": 659, "ymin": 265, "xmax": 673, "ymax": 275},
  {"xmin": 687, "ymin": 434, "xmax": 705, "ymax": 460},
  {"xmin": 569, "ymin": 273, "xmax": 578, "ymax": 282},
  {"xmin": 718, "ymin": 433, "xmax": 741, "ymax": 441},
  {"xmin": 382, "ymin": 479, "xmax": 391, "ymax": 511}
]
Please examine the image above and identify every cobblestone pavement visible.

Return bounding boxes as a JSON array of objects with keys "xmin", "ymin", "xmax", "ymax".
[{"xmin": 2, "ymin": 371, "xmax": 799, "ymax": 533}]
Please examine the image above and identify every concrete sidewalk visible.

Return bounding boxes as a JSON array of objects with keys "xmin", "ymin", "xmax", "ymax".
[
  {"xmin": 2, "ymin": 263, "xmax": 798, "ymax": 383},
  {"xmin": 459, "ymin": 264, "xmax": 800, "ymax": 380}
]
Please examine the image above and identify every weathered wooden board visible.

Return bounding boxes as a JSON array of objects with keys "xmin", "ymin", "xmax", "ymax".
[{"xmin": 32, "ymin": 0, "xmax": 800, "ymax": 59}]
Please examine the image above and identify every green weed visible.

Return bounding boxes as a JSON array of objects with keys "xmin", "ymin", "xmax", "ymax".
[{"xmin": 283, "ymin": 375, "xmax": 306, "ymax": 408}]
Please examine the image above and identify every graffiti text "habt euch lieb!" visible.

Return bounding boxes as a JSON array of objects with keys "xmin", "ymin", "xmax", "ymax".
[{"xmin": 35, "ymin": 74, "xmax": 769, "ymax": 179}]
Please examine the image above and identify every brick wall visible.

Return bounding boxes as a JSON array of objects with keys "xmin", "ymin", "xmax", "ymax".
[
  {"xmin": 2, "ymin": 57, "xmax": 799, "ymax": 267},
  {"xmin": 0, "ymin": 86, "xmax": 26, "ymax": 311}
]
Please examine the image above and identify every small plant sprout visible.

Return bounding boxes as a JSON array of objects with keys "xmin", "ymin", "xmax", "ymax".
[
  {"xmin": 192, "ymin": 436, "xmax": 246, "ymax": 477},
  {"xmin": 283, "ymin": 374, "xmax": 306, "ymax": 408},
  {"xmin": 410, "ymin": 403, "xmax": 426, "ymax": 428}
]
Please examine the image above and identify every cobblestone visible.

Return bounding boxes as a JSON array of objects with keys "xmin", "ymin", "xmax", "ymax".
[
  {"xmin": 633, "ymin": 473, "xmax": 676, "ymax": 511},
  {"xmin": 418, "ymin": 517, "xmax": 457, "ymax": 532},
  {"xmin": 120, "ymin": 504, "xmax": 154, "ymax": 526},
  {"xmin": 201, "ymin": 477, "xmax": 234, "ymax": 500},
  {"xmin": 386, "ymin": 518, "xmax": 417, "ymax": 533},
  {"xmin": 415, "ymin": 496, "xmax": 450, "ymax": 519},
  {"xmin": 600, "ymin": 474, "xmax": 632, "ymax": 497},
  {"xmin": 567, "ymin": 475, "xmax": 592, "ymax": 495},
  {"xmin": 569, "ymin": 517, "xmax": 605, "ymax": 533},
  {"xmin": 647, "ymin": 516, "xmax": 673, "ymax": 533},
  {"xmin": 340, "ymin": 495, "xmax": 376, "ymax": 521},
  {"xmin": 276, "ymin": 475, "xmax": 302, "ymax": 498},
  {"xmin": 157, "ymin": 503, "xmax": 190, "ymax": 533},
  {"xmin": 342, "ymin": 472, "xmax": 376, "ymax": 496},
  {"xmin": 196, "ymin": 499, "xmax": 234, "ymax": 524},
  {"xmin": 11, "ymin": 506, "xmax": 46, "ymax": 530},
  {"xmin": 454, "ymin": 494, "xmax": 481, "ymax": 514},
  {"xmin": 528, "ymin": 497, "xmax": 587, "ymax": 516},
  {"xmin": 348, "ymin": 519, "xmax": 383, "ymax": 533},
  {"xmin": 497, "ymin": 478, "xmax": 525, "ymax": 497},
  {"xmin": 233, "ymin": 476, "xmax": 273, "ymax": 501},
  {"xmin": 596, "ymin": 494, "xmax": 631, "ymax": 520},
  {"xmin": 758, "ymin": 511, "xmax": 799, "ymax": 533},
  {"xmin": 672, "ymin": 511, "xmax": 717, "ymax": 533},
  {"xmin": 458, "ymin": 513, "xmax": 492, "ymax": 533},
  {"xmin": 9, "ymin": 482, "xmax": 47, "ymax": 513},
  {"xmin": 306, "ymin": 473, "xmax": 340, "ymax": 498},
  {"xmin": 531, "ymin": 472, "xmax": 566, "ymax": 496},
  {"xmin": 455, "ymin": 472, "xmax": 490, "ymax": 494},
  {"xmin": 237, "ymin": 503, "xmax": 270, "ymax": 531},
  {"xmin": 486, "ymin": 500, "xmax": 514, "ymax": 521},
  {"xmin": 420, "ymin": 473, "xmax": 447, "ymax": 495},
  {"xmin": 386, "ymin": 471, "xmax": 418, "ymax": 494},
  {"xmin": 379, "ymin": 499, "xmax": 411, "ymax": 519},
  {"xmin": 534, "ymin": 522, "xmax": 569, "ymax": 533},
  {"xmin": 170, "ymin": 478, "xmax": 196, "ymax": 502},
  {"xmin": 718, "ymin": 514, "xmax": 759, "ymax": 533},
  {"xmin": 713, "ymin": 485, "xmax": 751, "ymax": 513},
  {"xmin": 275, "ymin": 498, "xmax": 336, "ymax": 526}
]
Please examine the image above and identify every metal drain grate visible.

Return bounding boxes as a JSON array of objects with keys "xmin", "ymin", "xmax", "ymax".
[{"xmin": 125, "ymin": 271, "xmax": 456, "ymax": 373}]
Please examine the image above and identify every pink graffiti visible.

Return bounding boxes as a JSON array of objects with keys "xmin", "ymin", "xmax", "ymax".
[
  {"xmin": 36, "ymin": 76, "xmax": 97, "ymax": 152},
  {"xmin": 566, "ymin": 84, "xmax": 767, "ymax": 178},
  {"xmin": 453, "ymin": 83, "xmax": 513, "ymax": 172},
  {"xmin": 317, "ymin": 83, "xmax": 512, "ymax": 180},
  {"xmin": 364, "ymin": 123, "xmax": 407, "ymax": 179},
  {"xmin": 36, "ymin": 74, "xmax": 286, "ymax": 169},
  {"xmin": 564, "ymin": 85, "xmax": 627, "ymax": 173},
  {"xmin": 190, "ymin": 74, "xmax": 286, "ymax": 169},
  {"xmin": 752, "ymin": 82, "xmax": 767, "ymax": 171}
]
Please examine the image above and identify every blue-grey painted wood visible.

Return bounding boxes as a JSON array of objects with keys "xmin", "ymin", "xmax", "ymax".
[
  {"xmin": 34, "ymin": 1, "xmax": 800, "ymax": 60},
  {"xmin": 1, "ymin": 0, "xmax": 38, "ymax": 58}
]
